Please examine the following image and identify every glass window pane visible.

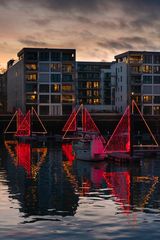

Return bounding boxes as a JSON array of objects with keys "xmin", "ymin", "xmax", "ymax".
[{"xmin": 39, "ymin": 74, "xmax": 49, "ymax": 82}]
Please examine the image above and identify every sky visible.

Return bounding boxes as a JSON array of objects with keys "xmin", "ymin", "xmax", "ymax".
[{"xmin": 0, "ymin": 0, "xmax": 160, "ymax": 69}]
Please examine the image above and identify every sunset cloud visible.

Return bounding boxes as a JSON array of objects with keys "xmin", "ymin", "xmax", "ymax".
[{"xmin": 0, "ymin": 0, "xmax": 160, "ymax": 68}]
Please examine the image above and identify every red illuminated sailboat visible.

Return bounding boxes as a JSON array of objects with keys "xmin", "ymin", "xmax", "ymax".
[
  {"xmin": 62, "ymin": 104, "xmax": 106, "ymax": 161},
  {"xmin": 104, "ymin": 100, "xmax": 159, "ymax": 159},
  {"xmin": 4, "ymin": 107, "xmax": 47, "ymax": 141}
]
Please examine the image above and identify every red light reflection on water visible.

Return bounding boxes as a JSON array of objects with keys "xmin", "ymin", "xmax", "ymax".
[
  {"xmin": 103, "ymin": 171, "xmax": 131, "ymax": 213},
  {"xmin": 62, "ymin": 143, "xmax": 75, "ymax": 165}
]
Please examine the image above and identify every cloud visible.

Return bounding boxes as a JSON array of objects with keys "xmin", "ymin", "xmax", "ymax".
[
  {"xmin": 18, "ymin": 38, "xmax": 48, "ymax": 47},
  {"xmin": 98, "ymin": 40, "xmax": 134, "ymax": 50}
]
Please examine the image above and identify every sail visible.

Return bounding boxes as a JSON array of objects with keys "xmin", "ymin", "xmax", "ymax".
[
  {"xmin": 82, "ymin": 108, "xmax": 106, "ymax": 144},
  {"xmin": 15, "ymin": 110, "xmax": 31, "ymax": 136},
  {"xmin": 132, "ymin": 100, "xmax": 158, "ymax": 147},
  {"xmin": 31, "ymin": 107, "xmax": 47, "ymax": 134},
  {"xmin": 104, "ymin": 106, "xmax": 130, "ymax": 153},
  {"xmin": 62, "ymin": 108, "xmax": 77, "ymax": 132}
]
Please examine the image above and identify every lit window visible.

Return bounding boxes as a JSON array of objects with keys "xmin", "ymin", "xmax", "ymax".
[
  {"xmin": 52, "ymin": 84, "xmax": 60, "ymax": 92},
  {"xmin": 50, "ymin": 63, "xmax": 61, "ymax": 72},
  {"xmin": 25, "ymin": 64, "xmax": 37, "ymax": 71},
  {"xmin": 143, "ymin": 95, "xmax": 152, "ymax": 103},
  {"xmin": 93, "ymin": 98, "xmax": 100, "ymax": 104},
  {"xmin": 93, "ymin": 81, "xmax": 99, "ymax": 88},
  {"xmin": 62, "ymin": 95, "xmax": 73, "ymax": 103},
  {"xmin": 62, "ymin": 64, "xmax": 73, "ymax": 73},
  {"xmin": 62, "ymin": 84, "xmax": 73, "ymax": 92},
  {"xmin": 26, "ymin": 74, "xmax": 37, "ymax": 81},
  {"xmin": 86, "ymin": 82, "xmax": 92, "ymax": 88},
  {"xmin": 86, "ymin": 90, "xmax": 92, "ymax": 96}
]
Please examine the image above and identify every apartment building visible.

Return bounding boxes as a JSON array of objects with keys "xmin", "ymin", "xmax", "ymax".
[
  {"xmin": 7, "ymin": 48, "xmax": 76, "ymax": 115},
  {"xmin": 77, "ymin": 61, "xmax": 112, "ymax": 112},
  {"xmin": 114, "ymin": 51, "xmax": 160, "ymax": 115}
]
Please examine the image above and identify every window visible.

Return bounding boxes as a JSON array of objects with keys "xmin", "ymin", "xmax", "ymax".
[
  {"xmin": 52, "ymin": 84, "xmax": 61, "ymax": 92},
  {"xmin": 39, "ymin": 74, "xmax": 49, "ymax": 82},
  {"xmin": 62, "ymin": 64, "xmax": 73, "ymax": 73},
  {"xmin": 51, "ymin": 95, "xmax": 61, "ymax": 103},
  {"xmin": 86, "ymin": 82, "xmax": 92, "ymax": 88},
  {"xmin": 93, "ymin": 90, "xmax": 99, "ymax": 97},
  {"xmin": 154, "ymin": 76, "xmax": 160, "ymax": 84},
  {"xmin": 131, "ymin": 76, "xmax": 141, "ymax": 84},
  {"xmin": 62, "ymin": 74, "xmax": 73, "ymax": 82},
  {"xmin": 39, "ymin": 63, "xmax": 49, "ymax": 72},
  {"xmin": 153, "ymin": 106, "xmax": 160, "ymax": 115},
  {"xmin": 39, "ymin": 52, "xmax": 49, "ymax": 61},
  {"xmin": 131, "ymin": 66, "xmax": 141, "ymax": 73},
  {"xmin": 26, "ymin": 83, "xmax": 37, "ymax": 93},
  {"xmin": 93, "ymin": 98, "xmax": 100, "ymax": 104},
  {"xmin": 50, "ymin": 63, "xmax": 61, "ymax": 72},
  {"xmin": 153, "ymin": 86, "xmax": 160, "ymax": 94},
  {"xmin": 143, "ymin": 95, "xmax": 152, "ymax": 103},
  {"xmin": 143, "ymin": 106, "xmax": 152, "ymax": 115},
  {"xmin": 143, "ymin": 76, "xmax": 152, "ymax": 84},
  {"xmin": 62, "ymin": 95, "xmax": 73, "ymax": 103},
  {"xmin": 153, "ymin": 66, "xmax": 160, "ymax": 73},
  {"xmin": 142, "ymin": 86, "xmax": 152, "ymax": 94},
  {"xmin": 143, "ymin": 55, "xmax": 152, "ymax": 64},
  {"xmin": 51, "ymin": 74, "xmax": 61, "ymax": 82},
  {"xmin": 154, "ymin": 55, "xmax": 160, "ymax": 64},
  {"xmin": 25, "ymin": 52, "xmax": 37, "ymax": 61},
  {"xmin": 93, "ymin": 81, "xmax": 99, "ymax": 88},
  {"xmin": 154, "ymin": 96, "xmax": 160, "ymax": 104},
  {"xmin": 25, "ymin": 63, "xmax": 37, "ymax": 71},
  {"xmin": 25, "ymin": 73, "xmax": 37, "ymax": 81},
  {"xmin": 62, "ymin": 84, "xmax": 73, "ymax": 92},
  {"xmin": 62, "ymin": 52, "xmax": 75, "ymax": 61},
  {"xmin": 39, "ymin": 105, "xmax": 49, "ymax": 115},
  {"xmin": 142, "ymin": 65, "xmax": 152, "ymax": 73},
  {"xmin": 39, "ymin": 95, "xmax": 49, "ymax": 103},
  {"xmin": 51, "ymin": 52, "xmax": 61, "ymax": 61},
  {"xmin": 86, "ymin": 90, "xmax": 92, "ymax": 96},
  {"xmin": 39, "ymin": 84, "xmax": 49, "ymax": 92},
  {"xmin": 26, "ymin": 94, "xmax": 37, "ymax": 103}
]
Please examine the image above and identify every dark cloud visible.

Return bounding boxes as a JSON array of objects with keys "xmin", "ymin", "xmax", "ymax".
[
  {"xmin": 18, "ymin": 38, "xmax": 48, "ymax": 47},
  {"xmin": 98, "ymin": 40, "xmax": 134, "ymax": 50}
]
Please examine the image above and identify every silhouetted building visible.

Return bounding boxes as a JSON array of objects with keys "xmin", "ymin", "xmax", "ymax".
[{"xmin": 7, "ymin": 48, "xmax": 76, "ymax": 115}]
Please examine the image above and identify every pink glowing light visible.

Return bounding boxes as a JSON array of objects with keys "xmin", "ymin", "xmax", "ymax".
[
  {"xmin": 103, "ymin": 171, "xmax": 131, "ymax": 213},
  {"xmin": 16, "ymin": 143, "xmax": 31, "ymax": 177},
  {"xmin": 104, "ymin": 106, "xmax": 130, "ymax": 153},
  {"xmin": 15, "ymin": 110, "xmax": 31, "ymax": 137}
]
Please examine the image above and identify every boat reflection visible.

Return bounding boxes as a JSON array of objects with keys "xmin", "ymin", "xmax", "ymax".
[{"xmin": 4, "ymin": 140, "xmax": 47, "ymax": 179}]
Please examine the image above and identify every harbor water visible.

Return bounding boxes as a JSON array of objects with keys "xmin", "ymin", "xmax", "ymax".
[{"xmin": 0, "ymin": 139, "xmax": 160, "ymax": 239}]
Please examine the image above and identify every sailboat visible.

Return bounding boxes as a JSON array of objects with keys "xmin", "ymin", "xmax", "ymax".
[
  {"xmin": 104, "ymin": 100, "xmax": 159, "ymax": 159},
  {"xmin": 62, "ymin": 104, "xmax": 106, "ymax": 161},
  {"xmin": 4, "ymin": 107, "xmax": 47, "ymax": 141}
]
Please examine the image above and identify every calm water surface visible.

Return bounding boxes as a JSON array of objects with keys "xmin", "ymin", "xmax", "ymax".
[{"xmin": 0, "ymin": 139, "xmax": 160, "ymax": 239}]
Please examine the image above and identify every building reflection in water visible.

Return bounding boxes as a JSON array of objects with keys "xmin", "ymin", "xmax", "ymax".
[{"xmin": 2, "ymin": 141, "xmax": 160, "ymax": 221}]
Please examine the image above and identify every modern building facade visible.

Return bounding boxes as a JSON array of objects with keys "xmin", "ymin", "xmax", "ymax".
[
  {"xmin": 77, "ymin": 61, "xmax": 112, "ymax": 112},
  {"xmin": 114, "ymin": 51, "xmax": 160, "ymax": 115},
  {"xmin": 7, "ymin": 48, "xmax": 76, "ymax": 115}
]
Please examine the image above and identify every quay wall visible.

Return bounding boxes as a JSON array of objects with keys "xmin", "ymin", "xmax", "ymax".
[{"xmin": 0, "ymin": 114, "xmax": 160, "ymax": 142}]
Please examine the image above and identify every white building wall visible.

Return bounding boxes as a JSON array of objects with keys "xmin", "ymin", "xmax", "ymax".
[
  {"xmin": 114, "ymin": 62, "xmax": 128, "ymax": 113},
  {"xmin": 7, "ymin": 60, "xmax": 24, "ymax": 113}
]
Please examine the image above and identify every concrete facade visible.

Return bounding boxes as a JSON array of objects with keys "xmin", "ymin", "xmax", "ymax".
[{"xmin": 7, "ymin": 48, "xmax": 76, "ymax": 116}]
